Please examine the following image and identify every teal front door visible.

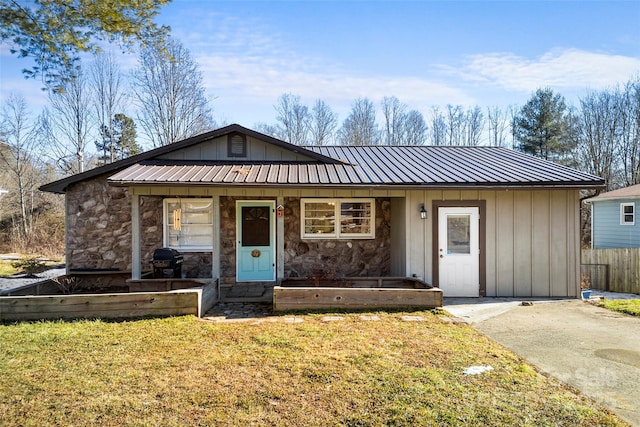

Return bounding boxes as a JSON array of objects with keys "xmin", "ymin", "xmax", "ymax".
[{"xmin": 236, "ymin": 201, "xmax": 276, "ymax": 282}]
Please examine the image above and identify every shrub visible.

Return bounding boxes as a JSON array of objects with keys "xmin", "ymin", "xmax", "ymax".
[{"xmin": 11, "ymin": 257, "xmax": 48, "ymax": 276}]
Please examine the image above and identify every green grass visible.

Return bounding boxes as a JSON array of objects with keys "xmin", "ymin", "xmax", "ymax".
[
  {"xmin": 597, "ymin": 299, "xmax": 640, "ymax": 316},
  {"xmin": 0, "ymin": 256, "xmax": 63, "ymax": 277},
  {"xmin": 0, "ymin": 260, "xmax": 14, "ymax": 276},
  {"xmin": 0, "ymin": 312, "xmax": 626, "ymax": 426}
]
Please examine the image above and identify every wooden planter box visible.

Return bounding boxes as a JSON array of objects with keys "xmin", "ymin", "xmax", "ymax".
[
  {"xmin": 274, "ymin": 277, "xmax": 443, "ymax": 311},
  {"xmin": 0, "ymin": 280, "xmax": 217, "ymax": 322}
]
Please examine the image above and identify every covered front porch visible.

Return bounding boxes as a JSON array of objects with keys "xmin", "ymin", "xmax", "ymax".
[{"xmin": 125, "ymin": 185, "xmax": 415, "ymax": 307}]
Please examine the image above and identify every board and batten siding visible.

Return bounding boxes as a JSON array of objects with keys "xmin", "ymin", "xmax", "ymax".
[
  {"xmin": 591, "ymin": 199, "xmax": 640, "ymax": 248},
  {"xmin": 157, "ymin": 135, "xmax": 317, "ymax": 162},
  {"xmin": 404, "ymin": 189, "xmax": 580, "ymax": 297}
]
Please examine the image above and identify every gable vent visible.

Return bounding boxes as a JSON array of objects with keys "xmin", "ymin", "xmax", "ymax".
[{"xmin": 228, "ymin": 133, "xmax": 247, "ymax": 157}]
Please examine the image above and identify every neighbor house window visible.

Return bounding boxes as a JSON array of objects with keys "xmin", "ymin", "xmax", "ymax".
[
  {"xmin": 621, "ymin": 202, "xmax": 635, "ymax": 225},
  {"xmin": 301, "ymin": 198, "xmax": 374, "ymax": 239},
  {"xmin": 164, "ymin": 198, "xmax": 213, "ymax": 251}
]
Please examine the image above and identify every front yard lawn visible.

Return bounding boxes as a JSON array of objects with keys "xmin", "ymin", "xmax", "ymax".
[
  {"xmin": 596, "ymin": 299, "xmax": 640, "ymax": 317},
  {"xmin": 0, "ymin": 311, "xmax": 626, "ymax": 426}
]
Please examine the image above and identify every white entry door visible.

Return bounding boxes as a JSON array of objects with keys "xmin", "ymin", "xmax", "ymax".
[{"xmin": 438, "ymin": 207, "xmax": 480, "ymax": 297}]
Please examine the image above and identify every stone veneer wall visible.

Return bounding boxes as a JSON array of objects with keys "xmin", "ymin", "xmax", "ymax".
[
  {"xmin": 66, "ymin": 175, "xmax": 164, "ymax": 272},
  {"xmin": 218, "ymin": 196, "xmax": 391, "ymax": 284},
  {"xmin": 283, "ymin": 197, "xmax": 391, "ymax": 278},
  {"xmin": 67, "ymin": 176, "xmax": 212, "ymax": 278}
]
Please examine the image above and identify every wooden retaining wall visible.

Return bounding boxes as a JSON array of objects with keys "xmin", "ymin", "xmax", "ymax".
[
  {"xmin": 273, "ymin": 286, "xmax": 443, "ymax": 312},
  {"xmin": 0, "ymin": 281, "xmax": 218, "ymax": 322},
  {"xmin": 581, "ymin": 248, "xmax": 640, "ymax": 294}
]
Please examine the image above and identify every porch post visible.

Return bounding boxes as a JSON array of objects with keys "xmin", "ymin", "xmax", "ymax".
[
  {"xmin": 212, "ymin": 196, "xmax": 220, "ymax": 280},
  {"xmin": 131, "ymin": 192, "xmax": 141, "ymax": 280},
  {"xmin": 276, "ymin": 196, "xmax": 285, "ymax": 281}
]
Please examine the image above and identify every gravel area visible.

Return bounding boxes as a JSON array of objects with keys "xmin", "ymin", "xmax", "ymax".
[{"xmin": 0, "ymin": 267, "xmax": 66, "ymax": 293}]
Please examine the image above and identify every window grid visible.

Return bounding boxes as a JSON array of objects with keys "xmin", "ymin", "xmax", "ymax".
[
  {"xmin": 164, "ymin": 199, "xmax": 213, "ymax": 251},
  {"xmin": 621, "ymin": 202, "xmax": 635, "ymax": 225},
  {"xmin": 301, "ymin": 198, "xmax": 374, "ymax": 239}
]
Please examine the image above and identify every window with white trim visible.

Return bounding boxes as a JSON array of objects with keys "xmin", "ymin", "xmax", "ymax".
[
  {"xmin": 164, "ymin": 198, "xmax": 213, "ymax": 251},
  {"xmin": 301, "ymin": 198, "xmax": 375, "ymax": 239},
  {"xmin": 621, "ymin": 202, "xmax": 635, "ymax": 225}
]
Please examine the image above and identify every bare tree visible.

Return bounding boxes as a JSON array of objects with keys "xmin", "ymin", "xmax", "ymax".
[
  {"xmin": 508, "ymin": 104, "xmax": 519, "ymax": 150},
  {"xmin": 620, "ymin": 78, "xmax": 640, "ymax": 186},
  {"xmin": 445, "ymin": 105, "xmax": 465, "ymax": 145},
  {"xmin": 253, "ymin": 123, "xmax": 281, "ymax": 139},
  {"xmin": 487, "ymin": 106, "xmax": 510, "ymax": 147},
  {"xmin": 274, "ymin": 93, "xmax": 309, "ymax": 145},
  {"xmin": 576, "ymin": 90, "xmax": 619, "ymax": 187},
  {"xmin": 309, "ymin": 99, "xmax": 337, "ymax": 146},
  {"xmin": 404, "ymin": 110, "xmax": 427, "ymax": 145},
  {"xmin": 338, "ymin": 98, "xmax": 379, "ymax": 146},
  {"xmin": 429, "ymin": 106, "xmax": 447, "ymax": 145},
  {"xmin": 0, "ymin": 94, "xmax": 43, "ymax": 236},
  {"xmin": 90, "ymin": 52, "xmax": 124, "ymax": 163},
  {"xmin": 465, "ymin": 106, "xmax": 484, "ymax": 146},
  {"xmin": 48, "ymin": 71, "xmax": 93, "ymax": 174},
  {"xmin": 381, "ymin": 96, "xmax": 407, "ymax": 146},
  {"xmin": 132, "ymin": 38, "xmax": 214, "ymax": 147}
]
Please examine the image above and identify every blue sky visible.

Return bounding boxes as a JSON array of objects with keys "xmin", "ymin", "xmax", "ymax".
[{"xmin": 1, "ymin": 0, "xmax": 639, "ymax": 129}]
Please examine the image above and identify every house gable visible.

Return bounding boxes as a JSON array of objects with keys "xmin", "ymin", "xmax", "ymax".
[
  {"xmin": 157, "ymin": 133, "xmax": 321, "ymax": 163},
  {"xmin": 39, "ymin": 124, "xmax": 342, "ymax": 194}
]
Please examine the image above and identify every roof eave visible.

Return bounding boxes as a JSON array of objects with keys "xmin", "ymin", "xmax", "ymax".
[{"xmin": 106, "ymin": 180, "xmax": 606, "ymax": 191}]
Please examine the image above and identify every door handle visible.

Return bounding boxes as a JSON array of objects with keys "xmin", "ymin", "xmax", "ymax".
[{"xmin": 439, "ymin": 255, "xmax": 444, "ymax": 258}]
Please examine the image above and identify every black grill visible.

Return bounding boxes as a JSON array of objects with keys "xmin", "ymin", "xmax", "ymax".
[{"xmin": 151, "ymin": 248, "xmax": 184, "ymax": 278}]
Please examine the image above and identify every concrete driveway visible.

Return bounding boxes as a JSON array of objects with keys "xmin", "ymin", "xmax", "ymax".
[{"xmin": 444, "ymin": 297, "xmax": 640, "ymax": 426}]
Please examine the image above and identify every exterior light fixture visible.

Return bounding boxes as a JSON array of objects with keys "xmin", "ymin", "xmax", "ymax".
[{"xmin": 420, "ymin": 205, "xmax": 427, "ymax": 220}]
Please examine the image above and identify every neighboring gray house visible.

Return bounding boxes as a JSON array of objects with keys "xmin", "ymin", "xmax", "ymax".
[
  {"xmin": 41, "ymin": 124, "xmax": 604, "ymax": 299},
  {"xmin": 586, "ymin": 184, "xmax": 640, "ymax": 249}
]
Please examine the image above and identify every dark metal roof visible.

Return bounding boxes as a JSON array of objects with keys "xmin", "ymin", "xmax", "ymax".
[
  {"xmin": 39, "ymin": 124, "xmax": 604, "ymax": 193},
  {"xmin": 309, "ymin": 146, "xmax": 604, "ymax": 187},
  {"xmin": 107, "ymin": 146, "xmax": 604, "ymax": 189}
]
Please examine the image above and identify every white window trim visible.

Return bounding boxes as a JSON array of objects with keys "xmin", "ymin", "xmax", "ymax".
[
  {"xmin": 301, "ymin": 198, "xmax": 375, "ymax": 239},
  {"xmin": 163, "ymin": 198, "xmax": 214, "ymax": 251},
  {"xmin": 620, "ymin": 202, "xmax": 635, "ymax": 225}
]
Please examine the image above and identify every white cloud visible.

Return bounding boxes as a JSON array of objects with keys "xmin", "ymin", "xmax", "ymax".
[{"xmin": 455, "ymin": 48, "xmax": 640, "ymax": 93}]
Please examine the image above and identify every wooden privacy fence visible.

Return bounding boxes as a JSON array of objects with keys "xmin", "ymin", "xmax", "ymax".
[{"xmin": 581, "ymin": 248, "xmax": 640, "ymax": 295}]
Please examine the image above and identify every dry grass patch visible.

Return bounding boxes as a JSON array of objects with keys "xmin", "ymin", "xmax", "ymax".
[{"xmin": 0, "ymin": 311, "xmax": 626, "ymax": 426}]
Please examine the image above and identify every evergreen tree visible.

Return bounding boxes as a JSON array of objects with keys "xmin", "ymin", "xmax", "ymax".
[
  {"xmin": 113, "ymin": 114, "xmax": 140, "ymax": 159},
  {"xmin": 94, "ymin": 114, "xmax": 139, "ymax": 164},
  {"xmin": 514, "ymin": 88, "xmax": 572, "ymax": 161}
]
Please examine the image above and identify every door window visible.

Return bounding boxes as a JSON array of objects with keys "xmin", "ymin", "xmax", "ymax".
[
  {"xmin": 447, "ymin": 214, "xmax": 471, "ymax": 254},
  {"xmin": 241, "ymin": 206, "xmax": 270, "ymax": 246}
]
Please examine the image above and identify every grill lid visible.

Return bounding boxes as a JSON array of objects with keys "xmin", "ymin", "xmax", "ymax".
[{"xmin": 152, "ymin": 248, "xmax": 183, "ymax": 261}]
